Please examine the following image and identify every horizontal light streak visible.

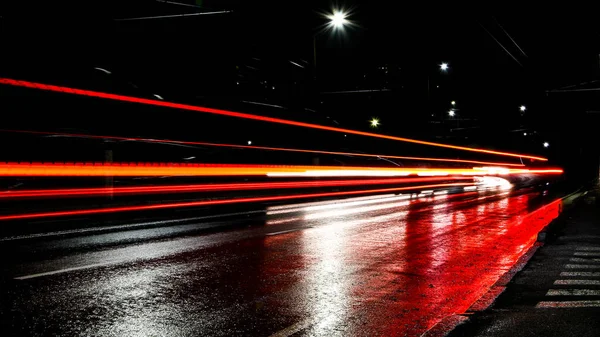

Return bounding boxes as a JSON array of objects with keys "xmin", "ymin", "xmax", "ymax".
[
  {"xmin": 0, "ymin": 182, "xmax": 471, "ymax": 221},
  {"xmin": 0, "ymin": 78, "xmax": 547, "ymax": 161},
  {"xmin": 0, "ymin": 162, "xmax": 563, "ymax": 177},
  {"xmin": 0, "ymin": 177, "xmax": 471, "ymax": 199},
  {"xmin": 0, "ymin": 129, "xmax": 527, "ymax": 167}
]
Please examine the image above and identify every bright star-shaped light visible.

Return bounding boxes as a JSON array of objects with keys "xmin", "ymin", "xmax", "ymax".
[
  {"xmin": 520, "ymin": 105, "xmax": 527, "ymax": 112},
  {"xmin": 328, "ymin": 11, "xmax": 348, "ymax": 28},
  {"xmin": 543, "ymin": 142, "xmax": 549, "ymax": 148},
  {"xmin": 370, "ymin": 118, "xmax": 380, "ymax": 128},
  {"xmin": 448, "ymin": 110, "xmax": 455, "ymax": 117},
  {"xmin": 440, "ymin": 63, "xmax": 449, "ymax": 71}
]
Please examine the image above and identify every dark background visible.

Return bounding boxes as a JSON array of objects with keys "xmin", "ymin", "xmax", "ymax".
[{"xmin": 1, "ymin": 1, "xmax": 599, "ymax": 180}]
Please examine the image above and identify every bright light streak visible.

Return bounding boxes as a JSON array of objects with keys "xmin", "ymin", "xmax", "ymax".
[
  {"xmin": 0, "ymin": 163, "xmax": 563, "ymax": 177},
  {"xmin": 0, "ymin": 182, "xmax": 472, "ymax": 221},
  {"xmin": 0, "ymin": 78, "xmax": 548, "ymax": 161},
  {"xmin": 0, "ymin": 177, "xmax": 472, "ymax": 199},
  {"xmin": 474, "ymin": 176, "xmax": 513, "ymax": 190},
  {"xmin": 0, "ymin": 129, "xmax": 528, "ymax": 167},
  {"xmin": 267, "ymin": 194, "xmax": 410, "ymax": 215}
]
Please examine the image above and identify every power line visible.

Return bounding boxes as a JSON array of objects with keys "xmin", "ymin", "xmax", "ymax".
[
  {"xmin": 478, "ymin": 21, "xmax": 523, "ymax": 67},
  {"xmin": 493, "ymin": 17, "xmax": 528, "ymax": 58}
]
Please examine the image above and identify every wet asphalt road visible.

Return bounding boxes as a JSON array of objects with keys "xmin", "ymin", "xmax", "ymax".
[{"xmin": 0, "ymin": 188, "xmax": 561, "ymax": 336}]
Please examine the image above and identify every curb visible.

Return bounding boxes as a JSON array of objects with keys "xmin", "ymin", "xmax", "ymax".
[{"xmin": 421, "ymin": 188, "xmax": 588, "ymax": 337}]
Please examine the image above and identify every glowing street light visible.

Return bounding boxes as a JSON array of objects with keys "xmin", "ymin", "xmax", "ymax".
[
  {"xmin": 370, "ymin": 117, "xmax": 380, "ymax": 128},
  {"xmin": 328, "ymin": 11, "xmax": 348, "ymax": 29},
  {"xmin": 247, "ymin": 140, "xmax": 252, "ymax": 145},
  {"xmin": 448, "ymin": 110, "xmax": 455, "ymax": 117},
  {"xmin": 520, "ymin": 105, "xmax": 527, "ymax": 112},
  {"xmin": 451, "ymin": 101, "xmax": 456, "ymax": 106},
  {"xmin": 543, "ymin": 142, "xmax": 549, "ymax": 148},
  {"xmin": 440, "ymin": 63, "xmax": 449, "ymax": 71}
]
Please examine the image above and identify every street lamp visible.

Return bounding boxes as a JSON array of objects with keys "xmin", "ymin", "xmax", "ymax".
[
  {"xmin": 451, "ymin": 100, "xmax": 456, "ymax": 106},
  {"xmin": 448, "ymin": 110, "xmax": 455, "ymax": 117},
  {"xmin": 543, "ymin": 142, "xmax": 549, "ymax": 148},
  {"xmin": 328, "ymin": 11, "xmax": 348, "ymax": 29},
  {"xmin": 314, "ymin": 10, "xmax": 350, "ymax": 79},
  {"xmin": 520, "ymin": 105, "xmax": 527, "ymax": 112},
  {"xmin": 440, "ymin": 63, "xmax": 449, "ymax": 72}
]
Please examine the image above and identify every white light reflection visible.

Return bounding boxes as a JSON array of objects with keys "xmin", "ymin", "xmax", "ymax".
[
  {"xmin": 475, "ymin": 176, "xmax": 513, "ymax": 191},
  {"xmin": 268, "ymin": 194, "xmax": 395, "ymax": 211},
  {"xmin": 267, "ymin": 194, "xmax": 406, "ymax": 215},
  {"xmin": 304, "ymin": 198, "xmax": 411, "ymax": 220}
]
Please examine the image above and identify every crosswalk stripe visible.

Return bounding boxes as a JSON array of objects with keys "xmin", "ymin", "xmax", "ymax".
[
  {"xmin": 574, "ymin": 252, "xmax": 600, "ymax": 257},
  {"xmin": 570, "ymin": 257, "xmax": 600, "ymax": 263},
  {"xmin": 546, "ymin": 289, "xmax": 600, "ymax": 296},
  {"xmin": 536, "ymin": 300, "xmax": 600, "ymax": 308},
  {"xmin": 560, "ymin": 272, "xmax": 600, "ymax": 277},
  {"xmin": 565, "ymin": 264, "xmax": 600, "ymax": 269},
  {"xmin": 554, "ymin": 280, "xmax": 600, "ymax": 285}
]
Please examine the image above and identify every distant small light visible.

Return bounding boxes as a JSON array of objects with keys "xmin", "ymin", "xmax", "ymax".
[
  {"xmin": 520, "ymin": 105, "xmax": 527, "ymax": 112},
  {"xmin": 448, "ymin": 110, "xmax": 455, "ymax": 117},
  {"xmin": 440, "ymin": 63, "xmax": 449, "ymax": 71},
  {"xmin": 344, "ymin": 134, "xmax": 347, "ymax": 137},
  {"xmin": 546, "ymin": 182, "xmax": 550, "ymax": 186},
  {"xmin": 370, "ymin": 118, "xmax": 380, "ymax": 128},
  {"xmin": 543, "ymin": 142, "xmax": 549, "ymax": 148},
  {"xmin": 248, "ymin": 140, "xmax": 252, "ymax": 145},
  {"xmin": 523, "ymin": 132, "xmax": 527, "ymax": 136},
  {"xmin": 451, "ymin": 101, "xmax": 456, "ymax": 106},
  {"xmin": 272, "ymin": 86, "xmax": 276, "ymax": 90}
]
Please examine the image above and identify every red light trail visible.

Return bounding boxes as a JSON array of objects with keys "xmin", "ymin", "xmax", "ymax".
[
  {"xmin": 0, "ymin": 78, "xmax": 547, "ymax": 161},
  {"xmin": 0, "ymin": 182, "xmax": 472, "ymax": 221},
  {"xmin": 0, "ymin": 177, "xmax": 472, "ymax": 199},
  {"xmin": 0, "ymin": 162, "xmax": 563, "ymax": 177},
  {"xmin": 0, "ymin": 129, "xmax": 526, "ymax": 167}
]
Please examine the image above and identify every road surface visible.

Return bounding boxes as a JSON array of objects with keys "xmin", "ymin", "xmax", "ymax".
[{"xmin": 0, "ymin": 188, "xmax": 561, "ymax": 336}]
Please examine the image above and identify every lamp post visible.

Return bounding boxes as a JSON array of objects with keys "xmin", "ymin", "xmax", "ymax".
[{"xmin": 313, "ymin": 10, "xmax": 349, "ymax": 79}]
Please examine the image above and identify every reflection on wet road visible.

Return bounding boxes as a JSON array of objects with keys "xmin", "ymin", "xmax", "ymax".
[{"xmin": 0, "ymin": 189, "xmax": 561, "ymax": 336}]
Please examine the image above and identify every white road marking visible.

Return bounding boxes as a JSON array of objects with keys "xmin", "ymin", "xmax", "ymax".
[
  {"xmin": 554, "ymin": 280, "xmax": 600, "ymax": 285},
  {"xmin": 15, "ymin": 262, "xmax": 115, "ymax": 280},
  {"xmin": 576, "ymin": 247, "xmax": 600, "ymax": 251},
  {"xmin": 0, "ymin": 210, "xmax": 266, "ymax": 242},
  {"xmin": 546, "ymin": 289, "xmax": 600, "ymax": 296},
  {"xmin": 570, "ymin": 257, "xmax": 600, "ymax": 263},
  {"xmin": 537, "ymin": 300, "xmax": 600, "ymax": 308},
  {"xmin": 565, "ymin": 264, "xmax": 600, "ymax": 269},
  {"xmin": 561, "ymin": 272, "xmax": 600, "ymax": 277},
  {"xmin": 266, "ymin": 228, "xmax": 308, "ymax": 236},
  {"xmin": 574, "ymin": 252, "xmax": 600, "ymax": 257},
  {"xmin": 269, "ymin": 318, "xmax": 313, "ymax": 337}
]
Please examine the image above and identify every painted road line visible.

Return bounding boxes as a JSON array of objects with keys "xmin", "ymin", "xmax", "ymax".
[
  {"xmin": 265, "ymin": 228, "xmax": 309, "ymax": 236},
  {"xmin": 570, "ymin": 257, "xmax": 600, "ymax": 263},
  {"xmin": 554, "ymin": 280, "xmax": 600, "ymax": 285},
  {"xmin": 574, "ymin": 252, "xmax": 600, "ymax": 257},
  {"xmin": 536, "ymin": 300, "xmax": 600, "ymax": 308},
  {"xmin": 0, "ymin": 210, "xmax": 266, "ymax": 242},
  {"xmin": 575, "ymin": 247, "xmax": 600, "ymax": 251},
  {"xmin": 565, "ymin": 264, "xmax": 600, "ymax": 269},
  {"xmin": 560, "ymin": 272, "xmax": 600, "ymax": 277},
  {"xmin": 546, "ymin": 289, "xmax": 600, "ymax": 296},
  {"xmin": 15, "ymin": 262, "xmax": 115, "ymax": 280}
]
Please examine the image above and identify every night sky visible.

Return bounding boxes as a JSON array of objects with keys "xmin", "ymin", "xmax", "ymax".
[{"xmin": 1, "ymin": 1, "xmax": 599, "ymax": 178}]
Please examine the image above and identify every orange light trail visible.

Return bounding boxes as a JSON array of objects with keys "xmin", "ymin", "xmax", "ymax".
[
  {"xmin": 0, "ymin": 162, "xmax": 563, "ymax": 177},
  {"xmin": 0, "ymin": 182, "xmax": 472, "ymax": 221},
  {"xmin": 0, "ymin": 129, "xmax": 526, "ymax": 167},
  {"xmin": 0, "ymin": 78, "xmax": 547, "ymax": 161},
  {"xmin": 0, "ymin": 177, "xmax": 473, "ymax": 199}
]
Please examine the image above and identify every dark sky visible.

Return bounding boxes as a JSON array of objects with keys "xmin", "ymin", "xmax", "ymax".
[{"xmin": 1, "ymin": 1, "xmax": 599, "ymax": 173}]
